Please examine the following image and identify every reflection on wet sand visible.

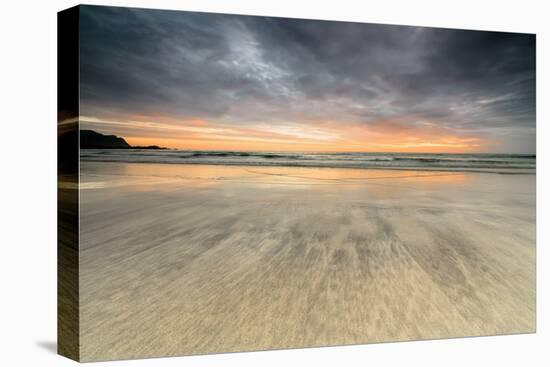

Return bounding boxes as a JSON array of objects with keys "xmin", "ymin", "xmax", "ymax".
[{"xmin": 79, "ymin": 161, "xmax": 535, "ymax": 361}]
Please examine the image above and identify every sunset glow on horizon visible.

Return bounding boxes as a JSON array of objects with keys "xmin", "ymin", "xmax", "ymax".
[{"xmin": 80, "ymin": 115, "xmax": 493, "ymax": 153}]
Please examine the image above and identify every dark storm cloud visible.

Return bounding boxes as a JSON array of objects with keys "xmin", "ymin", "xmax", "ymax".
[{"xmin": 79, "ymin": 5, "xmax": 536, "ymax": 152}]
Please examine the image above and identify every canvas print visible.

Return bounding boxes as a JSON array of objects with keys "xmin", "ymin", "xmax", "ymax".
[{"xmin": 58, "ymin": 5, "xmax": 536, "ymax": 362}]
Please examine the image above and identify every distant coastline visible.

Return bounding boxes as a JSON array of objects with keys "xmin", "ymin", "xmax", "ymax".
[{"xmin": 79, "ymin": 130, "xmax": 168, "ymax": 150}]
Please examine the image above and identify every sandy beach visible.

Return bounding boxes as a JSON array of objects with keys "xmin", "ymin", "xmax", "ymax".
[{"xmin": 78, "ymin": 161, "xmax": 535, "ymax": 361}]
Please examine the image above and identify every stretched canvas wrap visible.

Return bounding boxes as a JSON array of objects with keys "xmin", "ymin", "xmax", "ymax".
[{"xmin": 58, "ymin": 4, "xmax": 536, "ymax": 362}]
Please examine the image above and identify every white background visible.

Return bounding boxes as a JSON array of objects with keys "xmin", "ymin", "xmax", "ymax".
[{"xmin": 0, "ymin": 0, "xmax": 547, "ymax": 365}]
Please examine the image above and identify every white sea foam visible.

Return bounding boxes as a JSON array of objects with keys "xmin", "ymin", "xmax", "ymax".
[{"xmin": 80, "ymin": 150, "xmax": 536, "ymax": 173}]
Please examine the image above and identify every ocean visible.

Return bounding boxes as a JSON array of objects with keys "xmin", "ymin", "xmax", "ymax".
[{"xmin": 80, "ymin": 150, "xmax": 536, "ymax": 173}]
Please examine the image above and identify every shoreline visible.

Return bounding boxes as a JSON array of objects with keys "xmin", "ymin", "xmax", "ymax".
[{"xmin": 79, "ymin": 158, "xmax": 536, "ymax": 175}]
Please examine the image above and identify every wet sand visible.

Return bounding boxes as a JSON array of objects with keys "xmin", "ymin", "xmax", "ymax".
[{"xmin": 79, "ymin": 161, "xmax": 536, "ymax": 361}]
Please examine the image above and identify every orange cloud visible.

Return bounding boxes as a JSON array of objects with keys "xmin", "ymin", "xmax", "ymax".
[{"xmin": 80, "ymin": 114, "xmax": 494, "ymax": 153}]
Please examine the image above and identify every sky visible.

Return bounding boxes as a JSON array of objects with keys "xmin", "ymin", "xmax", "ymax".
[{"xmin": 79, "ymin": 5, "xmax": 536, "ymax": 153}]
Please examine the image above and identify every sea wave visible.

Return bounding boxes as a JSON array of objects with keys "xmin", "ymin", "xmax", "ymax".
[{"xmin": 79, "ymin": 150, "xmax": 536, "ymax": 173}]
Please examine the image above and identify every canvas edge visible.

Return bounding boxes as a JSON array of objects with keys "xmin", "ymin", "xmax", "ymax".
[{"xmin": 57, "ymin": 4, "xmax": 81, "ymax": 362}]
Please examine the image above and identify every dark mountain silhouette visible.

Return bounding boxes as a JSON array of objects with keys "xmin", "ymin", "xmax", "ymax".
[
  {"xmin": 79, "ymin": 130, "xmax": 167, "ymax": 149},
  {"xmin": 80, "ymin": 130, "xmax": 130, "ymax": 149}
]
